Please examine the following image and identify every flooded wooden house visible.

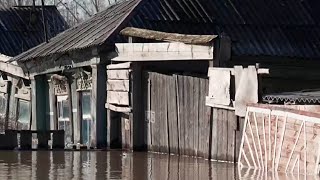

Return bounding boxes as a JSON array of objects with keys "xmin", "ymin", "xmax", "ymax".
[
  {"xmin": 7, "ymin": 0, "xmax": 320, "ymax": 159},
  {"xmin": 0, "ymin": 6, "xmax": 67, "ymax": 134},
  {"xmin": 7, "ymin": 0, "xmax": 218, "ymax": 149}
]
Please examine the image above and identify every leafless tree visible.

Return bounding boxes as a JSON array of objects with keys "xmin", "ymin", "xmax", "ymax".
[{"xmin": 0, "ymin": 0, "xmax": 116, "ymax": 26}]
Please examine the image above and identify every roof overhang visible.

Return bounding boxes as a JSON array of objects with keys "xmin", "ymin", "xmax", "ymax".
[{"xmin": 112, "ymin": 42, "xmax": 214, "ymax": 62}]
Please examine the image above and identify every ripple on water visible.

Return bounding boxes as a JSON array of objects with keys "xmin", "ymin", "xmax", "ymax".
[{"xmin": 0, "ymin": 151, "xmax": 317, "ymax": 179}]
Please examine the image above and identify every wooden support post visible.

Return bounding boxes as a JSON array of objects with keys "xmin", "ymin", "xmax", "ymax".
[
  {"xmin": 20, "ymin": 130, "xmax": 32, "ymax": 150},
  {"xmin": 77, "ymin": 91, "xmax": 83, "ymax": 144},
  {"xmin": 90, "ymin": 64, "xmax": 107, "ymax": 148},
  {"xmin": 8, "ymin": 78, "xmax": 18, "ymax": 130},
  {"xmin": 66, "ymin": 79, "xmax": 74, "ymax": 143},
  {"xmin": 5, "ymin": 130, "xmax": 17, "ymax": 149},
  {"xmin": 4, "ymin": 81, "xmax": 11, "ymax": 130},
  {"xmin": 37, "ymin": 131, "xmax": 49, "ymax": 149},
  {"xmin": 52, "ymin": 130, "xmax": 65, "ymax": 149},
  {"xmin": 30, "ymin": 75, "xmax": 48, "ymax": 131},
  {"xmin": 213, "ymin": 34, "xmax": 231, "ymax": 67},
  {"xmin": 106, "ymin": 109, "xmax": 111, "ymax": 149},
  {"xmin": 70, "ymin": 79, "xmax": 79, "ymax": 144},
  {"xmin": 131, "ymin": 63, "xmax": 145, "ymax": 151},
  {"xmin": 48, "ymin": 80, "xmax": 58, "ymax": 130}
]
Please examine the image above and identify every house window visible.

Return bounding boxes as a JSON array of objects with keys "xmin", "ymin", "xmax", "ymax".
[
  {"xmin": 0, "ymin": 93, "xmax": 6, "ymax": 116},
  {"xmin": 57, "ymin": 95, "xmax": 71, "ymax": 144},
  {"xmin": 81, "ymin": 92, "xmax": 91, "ymax": 145},
  {"xmin": 17, "ymin": 99, "xmax": 30, "ymax": 130},
  {"xmin": 57, "ymin": 95, "xmax": 70, "ymax": 122},
  {"xmin": 82, "ymin": 92, "xmax": 91, "ymax": 120}
]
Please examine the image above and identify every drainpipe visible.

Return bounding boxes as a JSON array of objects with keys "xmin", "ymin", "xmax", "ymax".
[{"xmin": 41, "ymin": 0, "xmax": 48, "ymax": 43}]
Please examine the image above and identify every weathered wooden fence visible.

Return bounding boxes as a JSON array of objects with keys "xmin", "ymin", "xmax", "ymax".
[{"xmin": 145, "ymin": 72, "xmax": 243, "ymax": 161}]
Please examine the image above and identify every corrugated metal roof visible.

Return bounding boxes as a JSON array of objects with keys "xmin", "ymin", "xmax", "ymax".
[
  {"xmin": 12, "ymin": 0, "xmax": 142, "ymax": 62},
  {"xmin": 12, "ymin": 0, "xmax": 320, "ymax": 62},
  {"xmin": 263, "ymin": 89, "xmax": 320, "ymax": 104},
  {"xmin": 126, "ymin": 0, "xmax": 320, "ymax": 59},
  {"xmin": 0, "ymin": 6, "xmax": 67, "ymax": 57}
]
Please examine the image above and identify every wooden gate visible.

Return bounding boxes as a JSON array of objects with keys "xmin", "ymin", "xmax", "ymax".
[{"xmin": 145, "ymin": 72, "xmax": 211, "ymax": 158}]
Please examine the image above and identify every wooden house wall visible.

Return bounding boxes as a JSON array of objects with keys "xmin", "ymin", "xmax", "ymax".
[
  {"xmin": 122, "ymin": 68, "xmax": 245, "ymax": 162},
  {"xmin": 46, "ymin": 69, "xmax": 94, "ymax": 146},
  {"xmin": 0, "ymin": 75, "xmax": 31, "ymax": 131}
]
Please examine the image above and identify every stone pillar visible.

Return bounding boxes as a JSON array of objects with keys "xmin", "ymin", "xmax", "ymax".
[
  {"xmin": 31, "ymin": 75, "xmax": 48, "ymax": 131},
  {"xmin": 90, "ymin": 64, "xmax": 107, "ymax": 148}
]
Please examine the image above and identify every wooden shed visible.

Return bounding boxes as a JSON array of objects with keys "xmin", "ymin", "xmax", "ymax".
[{"xmin": 106, "ymin": 28, "xmax": 217, "ymax": 159}]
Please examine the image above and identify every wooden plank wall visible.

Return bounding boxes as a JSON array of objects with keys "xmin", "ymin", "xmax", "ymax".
[
  {"xmin": 146, "ymin": 72, "xmax": 241, "ymax": 161},
  {"xmin": 211, "ymin": 108, "xmax": 238, "ymax": 162}
]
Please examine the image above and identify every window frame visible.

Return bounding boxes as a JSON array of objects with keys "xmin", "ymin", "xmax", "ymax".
[
  {"xmin": 81, "ymin": 91, "xmax": 91, "ymax": 120},
  {"xmin": 16, "ymin": 98, "xmax": 31, "ymax": 130},
  {"xmin": 57, "ymin": 95, "xmax": 70, "ymax": 122}
]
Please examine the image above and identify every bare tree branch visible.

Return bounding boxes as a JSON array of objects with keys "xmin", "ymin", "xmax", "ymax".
[
  {"xmin": 73, "ymin": 0, "xmax": 92, "ymax": 17},
  {"xmin": 56, "ymin": 0, "xmax": 79, "ymax": 23}
]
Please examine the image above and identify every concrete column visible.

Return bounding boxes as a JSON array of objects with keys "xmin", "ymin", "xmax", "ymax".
[
  {"xmin": 31, "ymin": 75, "xmax": 49, "ymax": 131},
  {"xmin": 90, "ymin": 64, "xmax": 107, "ymax": 148}
]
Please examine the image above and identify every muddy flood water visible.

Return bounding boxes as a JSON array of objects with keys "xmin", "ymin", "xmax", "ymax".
[{"xmin": 0, "ymin": 151, "xmax": 318, "ymax": 180}]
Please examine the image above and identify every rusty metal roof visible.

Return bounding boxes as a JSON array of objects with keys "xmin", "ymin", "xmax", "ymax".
[
  {"xmin": 0, "ymin": 6, "xmax": 67, "ymax": 57},
  {"xmin": 12, "ymin": 0, "xmax": 142, "ymax": 62},
  {"xmin": 12, "ymin": 0, "xmax": 320, "ymax": 62}
]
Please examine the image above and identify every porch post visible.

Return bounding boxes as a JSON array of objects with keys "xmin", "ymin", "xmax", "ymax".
[
  {"xmin": 90, "ymin": 64, "xmax": 107, "ymax": 148},
  {"xmin": 71, "ymin": 79, "xmax": 80, "ymax": 144},
  {"xmin": 31, "ymin": 75, "xmax": 48, "ymax": 131}
]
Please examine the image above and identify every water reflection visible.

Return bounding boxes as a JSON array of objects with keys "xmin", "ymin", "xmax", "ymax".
[{"xmin": 0, "ymin": 151, "xmax": 318, "ymax": 180}]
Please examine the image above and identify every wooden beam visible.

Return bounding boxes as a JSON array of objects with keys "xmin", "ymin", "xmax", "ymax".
[
  {"xmin": 120, "ymin": 27, "xmax": 217, "ymax": 44},
  {"xmin": 112, "ymin": 42, "xmax": 214, "ymax": 61},
  {"xmin": 107, "ymin": 80, "xmax": 130, "ymax": 91},
  {"xmin": 107, "ymin": 69, "xmax": 130, "ymax": 80},
  {"xmin": 208, "ymin": 67, "xmax": 269, "ymax": 77},
  {"xmin": 107, "ymin": 91, "xmax": 129, "ymax": 106},
  {"xmin": 105, "ymin": 103, "xmax": 131, "ymax": 113},
  {"xmin": 0, "ymin": 61, "xmax": 29, "ymax": 79},
  {"xmin": 107, "ymin": 62, "xmax": 131, "ymax": 70},
  {"xmin": 205, "ymin": 96, "xmax": 235, "ymax": 110}
]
